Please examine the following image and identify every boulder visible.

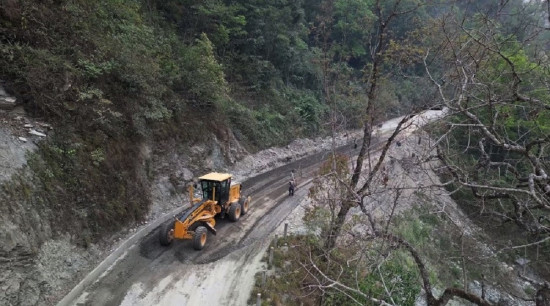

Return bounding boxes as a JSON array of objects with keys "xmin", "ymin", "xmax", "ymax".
[
  {"xmin": 0, "ymin": 83, "xmax": 18, "ymax": 110},
  {"xmin": 0, "ymin": 96, "xmax": 17, "ymax": 110},
  {"xmin": 181, "ymin": 168, "xmax": 194, "ymax": 181},
  {"xmin": 28, "ymin": 129, "xmax": 46, "ymax": 137}
]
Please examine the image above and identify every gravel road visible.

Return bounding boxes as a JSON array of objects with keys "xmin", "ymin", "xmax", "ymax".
[
  {"xmin": 69, "ymin": 141, "xmax": 360, "ymax": 306},
  {"xmin": 67, "ymin": 110, "xmax": 446, "ymax": 306}
]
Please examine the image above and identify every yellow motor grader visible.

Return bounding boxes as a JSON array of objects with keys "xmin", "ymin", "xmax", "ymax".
[{"xmin": 159, "ymin": 172, "xmax": 251, "ymax": 250}]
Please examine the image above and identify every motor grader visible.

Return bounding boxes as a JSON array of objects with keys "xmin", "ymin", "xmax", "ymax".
[{"xmin": 159, "ymin": 172, "xmax": 251, "ymax": 250}]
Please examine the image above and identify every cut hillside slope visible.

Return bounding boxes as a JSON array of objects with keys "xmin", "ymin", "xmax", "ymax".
[{"xmin": 0, "ymin": 93, "xmax": 361, "ymax": 306}]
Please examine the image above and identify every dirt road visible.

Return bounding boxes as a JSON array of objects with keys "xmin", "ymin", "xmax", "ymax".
[
  {"xmin": 69, "ymin": 142, "xmax": 359, "ymax": 306},
  {"xmin": 66, "ymin": 110, "xmax": 445, "ymax": 306}
]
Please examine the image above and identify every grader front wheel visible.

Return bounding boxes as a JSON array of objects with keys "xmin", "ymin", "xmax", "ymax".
[
  {"xmin": 159, "ymin": 222, "xmax": 174, "ymax": 246},
  {"xmin": 193, "ymin": 226, "xmax": 208, "ymax": 250}
]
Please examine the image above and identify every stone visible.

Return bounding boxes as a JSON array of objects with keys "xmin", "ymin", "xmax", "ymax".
[
  {"xmin": 18, "ymin": 137, "xmax": 27, "ymax": 142},
  {"xmin": 28, "ymin": 130, "xmax": 46, "ymax": 137},
  {"xmin": 18, "ymin": 280, "xmax": 40, "ymax": 306},
  {"xmin": 0, "ymin": 96, "xmax": 17, "ymax": 110},
  {"xmin": 37, "ymin": 122, "xmax": 52, "ymax": 130},
  {"xmin": 181, "ymin": 168, "xmax": 194, "ymax": 181}
]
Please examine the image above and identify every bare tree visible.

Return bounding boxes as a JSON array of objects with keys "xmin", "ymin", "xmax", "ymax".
[
  {"xmin": 420, "ymin": 2, "xmax": 550, "ymax": 304},
  {"xmin": 289, "ymin": 1, "xmax": 550, "ymax": 305},
  {"xmin": 423, "ymin": 2, "xmax": 550, "ymax": 242},
  {"xmin": 305, "ymin": 176, "xmax": 495, "ymax": 305},
  {"xmin": 324, "ymin": 0, "xmax": 424, "ymax": 250}
]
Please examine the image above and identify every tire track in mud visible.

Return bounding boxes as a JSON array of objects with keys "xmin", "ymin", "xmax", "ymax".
[
  {"xmin": 70, "ymin": 137, "xmax": 391, "ymax": 306},
  {"xmin": 187, "ymin": 139, "xmax": 370, "ymax": 265},
  {"xmin": 193, "ymin": 180, "xmax": 311, "ymax": 265},
  {"xmin": 180, "ymin": 141, "xmax": 361, "ymax": 265}
]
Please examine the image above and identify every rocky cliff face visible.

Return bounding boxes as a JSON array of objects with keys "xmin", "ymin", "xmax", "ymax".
[
  {"xmin": 0, "ymin": 77, "xmax": 360, "ymax": 305},
  {"xmin": 0, "ymin": 93, "xmax": 251, "ymax": 305},
  {"xmin": 0, "ymin": 99, "xmax": 54, "ymax": 304},
  {"xmin": 0, "ymin": 85, "xmax": 62, "ymax": 305}
]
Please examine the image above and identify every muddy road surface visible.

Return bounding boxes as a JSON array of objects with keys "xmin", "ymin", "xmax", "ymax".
[
  {"xmin": 68, "ymin": 110, "xmax": 445, "ymax": 306},
  {"xmin": 71, "ymin": 142, "xmax": 361, "ymax": 306}
]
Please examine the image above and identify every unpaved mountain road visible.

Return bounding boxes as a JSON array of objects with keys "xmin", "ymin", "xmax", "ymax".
[
  {"xmin": 69, "ymin": 141, "xmax": 361, "ymax": 306},
  {"xmin": 66, "ymin": 110, "xmax": 445, "ymax": 306}
]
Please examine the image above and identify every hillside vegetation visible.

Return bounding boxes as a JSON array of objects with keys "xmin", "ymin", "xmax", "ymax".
[
  {"xmin": 244, "ymin": 0, "xmax": 550, "ymax": 305},
  {"xmin": 1, "ymin": 0, "xmax": 550, "ymax": 305},
  {"xmin": 0, "ymin": 0, "xmax": 427, "ymax": 242},
  {"xmin": 0, "ymin": 0, "xmax": 321, "ymax": 241}
]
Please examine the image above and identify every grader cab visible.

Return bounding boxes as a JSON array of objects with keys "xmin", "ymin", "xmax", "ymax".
[{"xmin": 159, "ymin": 172, "xmax": 251, "ymax": 250}]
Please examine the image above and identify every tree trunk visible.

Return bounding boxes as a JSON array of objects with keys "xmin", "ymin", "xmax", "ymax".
[{"xmin": 325, "ymin": 200, "xmax": 352, "ymax": 249}]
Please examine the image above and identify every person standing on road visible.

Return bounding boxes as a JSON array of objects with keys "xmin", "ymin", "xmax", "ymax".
[
  {"xmin": 288, "ymin": 181, "xmax": 295, "ymax": 196},
  {"xmin": 290, "ymin": 169, "xmax": 297, "ymax": 188}
]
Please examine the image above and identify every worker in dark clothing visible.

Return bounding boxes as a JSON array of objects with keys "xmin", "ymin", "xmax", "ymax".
[{"xmin": 288, "ymin": 181, "xmax": 295, "ymax": 196}]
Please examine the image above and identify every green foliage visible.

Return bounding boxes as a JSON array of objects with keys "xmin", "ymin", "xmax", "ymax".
[
  {"xmin": 223, "ymin": 86, "xmax": 326, "ymax": 149},
  {"xmin": 156, "ymin": 0, "xmax": 247, "ymax": 48},
  {"xmin": 176, "ymin": 33, "xmax": 228, "ymax": 108},
  {"xmin": 0, "ymin": 0, "xmax": 443, "ymax": 245},
  {"xmin": 224, "ymin": 100, "xmax": 292, "ymax": 148},
  {"xmin": 253, "ymin": 234, "xmax": 421, "ymax": 306},
  {"xmin": 332, "ymin": 0, "xmax": 375, "ymax": 59},
  {"xmin": 329, "ymin": 252, "xmax": 420, "ymax": 305},
  {"xmin": 0, "ymin": 0, "xmax": 182, "ymax": 241},
  {"xmin": 395, "ymin": 217, "xmax": 432, "ymax": 247},
  {"xmin": 77, "ymin": 59, "xmax": 115, "ymax": 79},
  {"xmin": 292, "ymin": 90, "xmax": 326, "ymax": 133}
]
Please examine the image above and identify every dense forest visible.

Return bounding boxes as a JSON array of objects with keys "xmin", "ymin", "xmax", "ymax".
[
  {"xmin": 0, "ymin": 0, "xmax": 430, "ymax": 241},
  {"xmin": 1, "ymin": 0, "xmax": 550, "ymax": 304},
  {"xmin": 239, "ymin": 1, "xmax": 550, "ymax": 305}
]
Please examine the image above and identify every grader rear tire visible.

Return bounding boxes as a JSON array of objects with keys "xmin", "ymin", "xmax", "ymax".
[
  {"xmin": 159, "ymin": 222, "xmax": 174, "ymax": 246},
  {"xmin": 228, "ymin": 203, "xmax": 241, "ymax": 222},
  {"xmin": 193, "ymin": 226, "xmax": 208, "ymax": 250},
  {"xmin": 239, "ymin": 196, "xmax": 250, "ymax": 215}
]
